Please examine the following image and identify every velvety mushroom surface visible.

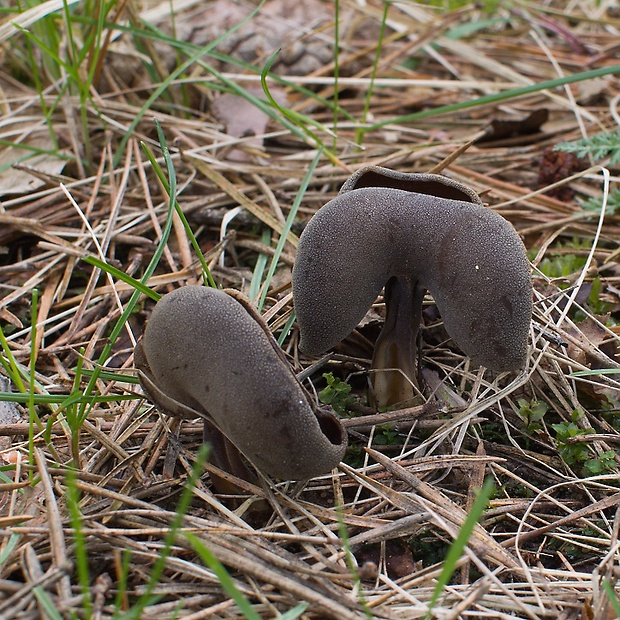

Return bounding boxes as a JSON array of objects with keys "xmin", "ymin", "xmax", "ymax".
[
  {"xmin": 292, "ymin": 166, "xmax": 532, "ymax": 406},
  {"xmin": 135, "ymin": 286, "xmax": 347, "ymax": 481}
]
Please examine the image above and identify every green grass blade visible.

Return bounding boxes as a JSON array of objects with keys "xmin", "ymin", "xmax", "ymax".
[
  {"xmin": 90, "ymin": 14, "xmax": 356, "ymax": 124},
  {"xmin": 257, "ymin": 147, "xmax": 323, "ymax": 311},
  {"xmin": 33, "ymin": 586, "xmax": 64, "ymax": 620},
  {"xmin": 569, "ymin": 368, "xmax": 620, "ymax": 377},
  {"xmin": 65, "ymin": 469, "xmax": 93, "ymax": 616},
  {"xmin": 80, "ymin": 369, "xmax": 139, "ymax": 384},
  {"xmin": 82, "ymin": 256, "xmax": 161, "ymax": 301},
  {"xmin": 28, "ymin": 289, "xmax": 40, "ymax": 471},
  {"xmin": 75, "ymin": 119, "xmax": 182, "ymax": 425},
  {"xmin": 260, "ymin": 51, "xmax": 337, "ymax": 160},
  {"xmin": 369, "ymin": 65, "xmax": 620, "ymax": 130},
  {"xmin": 277, "ymin": 312, "xmax": 297, "ymax": 347},
  {"xmin": 336, "ymin": 507, "xmax": 372, "ymax": 618},
  {"xmin": 425, "ymin": 477, "xmax": 495, "ymax": 618},
  {"xmin": 603, "ymin": 579, "xmax": 620, "ymax": 617},
  {"xmin": 142, "ymin": 124, "xmax": 216, "ymax": 289},
  {"xmin": 0, "ymin": 392, "xmax": 139, "ymax": 405},
  {"xmin": 278, "ymin": 603, "xmax": 310, "ymax": 620},
  {"xmin": 114, "ymin": 1, "xmax": 267, "ymax": 165},
  {"xmin": 113, "ymin": 549, "xmax": 132, "ymax": 618},
  {"xmin": 249, "ymin": 229, "xmax": 271, "ymax": 303},
  {"xmin": 184, "ymin": 532, "xmax": 263, "ymax": 620},
  {"xmin": 357, "ymin": 0, "xmax": 390, "ymax": 145},
  {"xmin": 65, "ymin": 347, "xmax": 88, "ymax": 463},
  {"xmin": 119, "ymin": 444, "xmax": 210, "ymax": 619},
  {"xmin": 0, "ymin": 324, "xmax": 27, "ymax": 394},
  {"xmin": 0, "ymin": 533, "xmax": 20, "ymax": 570}
]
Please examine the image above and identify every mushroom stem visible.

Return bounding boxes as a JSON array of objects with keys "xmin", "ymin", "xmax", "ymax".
[
  {"xmin": 371, "ymin": 277, "xmax": 424, "ymax": 407},
  {"xmin": 202, "ymin": 423, "xmax": 258, "ymax": 494}
]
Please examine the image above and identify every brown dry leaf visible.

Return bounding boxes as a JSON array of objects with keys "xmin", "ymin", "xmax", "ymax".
[
  {"xmin": 565, "ymin": 315, "xmax": 617, "ymax": 368},
  {"xmin": 537, "ymin": 146, "xmax": 585, "ymax": 200},
  {"xmin": 479, "ymin": 109, "xmax": 549, "ymax": 144},
  {"xmin": 150, "ymin": 0, "xmax": 335, "ymax": 75},
  {"xmin": 211, "ymin": 87, "xmax": 288, "ymax": 161},
  {"xmin": 576, "ymin": 76, "xmax": 613, "ymax": 104},
  {"xmin": 0, "ymin": 307, "xmax": 23, "ymax": 330},
  {"xmin": 0, "ymin": 129, "xmax": 66, "ymax": 195}
]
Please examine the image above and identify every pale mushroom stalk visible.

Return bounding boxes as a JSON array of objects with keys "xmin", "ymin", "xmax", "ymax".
[
  {"xmin": 292, "ymin": 166, "xmax": 532, "ymax": 409},
  {"xmin": 135, "ymin": 286, "xmax": 347, "ymax": 484},
  {"xmin": 372, "ymin": 276, "xmax": 425, "ymax": 406}
]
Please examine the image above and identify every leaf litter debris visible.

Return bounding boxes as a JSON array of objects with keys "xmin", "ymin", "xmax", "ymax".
[{"xmin": 0, "ymin": 1, "xmax": 619, "ymax": 618}]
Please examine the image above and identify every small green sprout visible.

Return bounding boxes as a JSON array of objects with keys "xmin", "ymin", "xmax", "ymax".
[
  {"xmin": 319, "ymin": 372, "xmax": 355, "ymax": 416},
  {"xmin": 537, "ymin": 253, "xmax": 587, "ymax": 281},
  {"xmin": 580, "ymin": 188, "xmax": 620, "ymax": 216},
  {"xmin": 373, "ymin": 424, "xmax": 400, "ymax": 446},
  {"xmin": 583, "ymin": 450, "xmax": 618, "ymax": 476},
  {"xmin": 555, "ymin": 128, "xmax": 620, "ymax": 166},
  {"xmin": 517, "ymin": 398, "xmax": 549, "ymax": 436},
  {"xmin": 552, "ymin": 410, "xmax": 596, "ymax": 470}
]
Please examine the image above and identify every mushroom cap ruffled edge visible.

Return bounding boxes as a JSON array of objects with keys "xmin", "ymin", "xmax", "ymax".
[{"xmin": 292, "ymin": 169, "xmax": 532, "ymax": 374}]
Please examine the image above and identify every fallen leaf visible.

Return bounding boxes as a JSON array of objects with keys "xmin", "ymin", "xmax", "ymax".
[
  {"xmin": 211, "ymin": 88, "xmax": 288, "ymax": 161},
  {"xmin": 0, "ymin": 127, "xmax": 66, "ymax": 195},
  {"xmin": 147, "ymin": 0, "xmax": 335, "ymax": 75},
  {"xmin": 479, "ymin": 108, "xmax": 549, "ymax": 143}
]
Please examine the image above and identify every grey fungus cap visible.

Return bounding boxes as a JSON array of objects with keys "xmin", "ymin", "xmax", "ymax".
[
  {"xmin": 292, "ymin": 166, "xmax": 532, "ymax": 405},
  {"xmin": 135, "ymin": 286, "xmax": 347, "ymax": 481}
]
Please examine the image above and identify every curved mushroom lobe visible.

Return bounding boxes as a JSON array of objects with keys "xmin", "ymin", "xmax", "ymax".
[
  {"xmin": 341, "ymin": 166, "xmax": 483, "ymax": 205},
  {"xmin": 292, "ymin": 181, "xmax": 532, "ymax": 372},
  {"xmin": 138, "ymin": 286, "xmax": 347, "ymax": 480}
]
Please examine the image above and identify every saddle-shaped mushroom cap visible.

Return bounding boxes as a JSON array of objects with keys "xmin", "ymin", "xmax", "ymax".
[
  {"xmin": 292, "ymin": 166, "xmax": 532, "ymax": 407},
  {"xmin": 135, "ymin": 286, "xmax": 347, "ymax": 481}
]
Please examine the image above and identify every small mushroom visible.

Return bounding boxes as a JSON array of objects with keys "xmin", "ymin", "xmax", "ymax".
[
  {"xmin": 292, "ymin": 166, "xmax": 532, "ymax": 407},
  {"xmin": 134, "ymin": 286, "xmax": 347, "ymax": 482}
]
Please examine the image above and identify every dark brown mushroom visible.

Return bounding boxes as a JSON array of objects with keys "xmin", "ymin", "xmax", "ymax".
[
  {"xmin": 292, "ymin": 166, "xmax": 532, "ymax": 407},
  {"xmin": 134, "ymin": 286, "xmax": 347, "ymax": 482}
]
